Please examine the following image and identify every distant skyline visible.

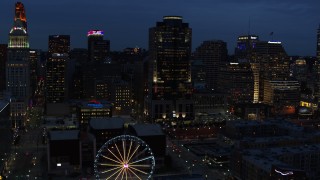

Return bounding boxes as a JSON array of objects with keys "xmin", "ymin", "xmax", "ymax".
[{"xmin": 0, "ymin": 0, "xmax": 319, "ymax": 56}]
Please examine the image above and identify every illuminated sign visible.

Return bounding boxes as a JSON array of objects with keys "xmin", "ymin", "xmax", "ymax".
[
  {"xmin": 57, "ymin": 163, "xmax": 61, "ymax": 167},
  {"xmin": 274, "ymin": 169, "xmax": 293, "ymax": 176},
  {"xmin": 268, "ymin": 41, "xmax": 282, "ymax": 44},
  {"xmin": 87, "ymin": 100, "xmax": 103, "ymax": 108},
  {"xmin": 87, "ymin": 30, "xmax": 104, "ymax": 37}
]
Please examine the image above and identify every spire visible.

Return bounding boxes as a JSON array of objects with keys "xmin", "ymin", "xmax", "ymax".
[
  {"xmin": 14, "ymin": 2, "xmax": 27, "ymax": 30},
  {"xmin": 8, "ymin": 2, "xmax": 29, "ymax": 48}
]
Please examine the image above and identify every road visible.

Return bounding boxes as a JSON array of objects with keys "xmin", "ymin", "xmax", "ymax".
[
  {"xmin": 167, "ymin": 138, "xmax": 227, "ymax": 180},
  {"xmin": 3, "ymin": 122, "xmax": 47, "ymax": 179},
  {"xmin": 0, "ymin": 116, "xmax": 12, "ymax": 177}
]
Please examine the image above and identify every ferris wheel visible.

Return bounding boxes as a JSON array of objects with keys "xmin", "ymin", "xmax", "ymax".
[{"xmin": 94, "ymin": 135, "xmax": 156, "ymax": 180}]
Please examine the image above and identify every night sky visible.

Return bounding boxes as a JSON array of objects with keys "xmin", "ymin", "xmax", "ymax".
[{"xmin": 0, "ymin": 0, "xmax": 319, "ymax": 56}]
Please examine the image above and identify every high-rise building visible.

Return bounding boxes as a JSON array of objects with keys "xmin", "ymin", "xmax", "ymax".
[
  {"xmin": 194, "ymin": 40, "xmax": 228, "ymax": 91},
  {"xmin": 219, "ymin": 62, "xmax": 254, "ymax": 104},
  {"xmin": 6, "ymin": 2, "xmax": 30, "ymax": 128},
  {"xmin": 46, "ymin": 35, "xmax": 70, "ymax": 103},
  {"xmin": 234, "ymin": 35, "xmax": 259, "ymax": 61},
  {"xmin": 87, "ymin": 30, "xmax": 110, "ymax": 62},
  {"xmin": 251, "ymin": 41, "xmax": 290, "ymax": 102},
  {"xmin": 314, "ymin": 25, "xmax": 320, "ymax": 101},
  {"xmin": 29, "ymin": 49, "xmax": 40, "ymax": 94},
  {"xmin": 317, "ymin": 25, "xmax": 320, "ymax": 61},
  {"xmin": 0, "ymin": 44, "xmax": 7, "ymax": 91},
  {"xmin": 147, "ymin": 16, "xmax": 193, "ymax": 121}
]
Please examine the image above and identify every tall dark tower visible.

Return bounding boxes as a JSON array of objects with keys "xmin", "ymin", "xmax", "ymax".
[
  {"xmin": 87, "ymin": 30, "xmax": 110, "ymax": 62},
  {"xmin": 6, "ymin": 2, "xmax": 30, "ymax": 128},
  {"xmin": 147, "ymin": 16, "xmax": 193, "ymax": 121},
  {"xmin": 317, "ymin": 25, "xmax": 320, "ymax": 61},
  {"xmin": 46, "ymin": 35, "xmax": 70, "ymax": 103},
  {"xmin": 194, "ymin": 40, "xmax": 228, "ymax": 91},
  {"xmin": 0, "ymin": 44, "xmax": 7, "ymax": 91}
]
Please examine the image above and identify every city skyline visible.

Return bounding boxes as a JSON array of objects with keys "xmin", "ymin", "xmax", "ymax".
[{"xmin": 0, "ymin": 0, "xmax": 319, "ymax": 56}]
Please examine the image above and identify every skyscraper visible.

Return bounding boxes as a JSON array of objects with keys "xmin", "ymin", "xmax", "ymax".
[
  {"xmin": 194, "ymin": 40, "xmax": 228, "ymax": 91},
  {"xmin": 234, "ymin": 35, "xmax": 259, "ymax": 61},
  {"xmin": 0, "ymin": 44, "xmax": 7, "ymax": 91},
  {"xmin": 29, "ymin": 49, "xmax": 40, "ymax": 94},
  {"xmin": 87, "ymin": 30, "xmax": 110, "ymax": 62},
  {"xmin": 6, "ymin": 2, "xmax": 30, "ymax": 128},
  {"xmin": 147, "ymin": 16, "xmax": 193, "ymax": 121},
  {"xmin": 317, "ymin": 25, "xmax": 320, "ymax": 61},
  {"xmin": 46, "ymin": 35, "xmax": 70, "ymax": 103},
  {"xmin": 251, "ymin": 41, "xmax": 290, "ymax": 102}
]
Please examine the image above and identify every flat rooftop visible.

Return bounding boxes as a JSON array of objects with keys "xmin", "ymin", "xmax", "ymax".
[{"xmin": 49, "ymin": 130, "xmax": 80, "ymax": 141}]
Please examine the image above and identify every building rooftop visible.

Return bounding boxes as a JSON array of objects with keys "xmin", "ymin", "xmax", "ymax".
[
  {"xmin": 49, "ymin": 130, "xmax": 79, "ymax": 141},
  {"xmin": 89, "ymin": 117, "xmax": 125, "ymax": 130},
  {"xmin": 130, "ymin": 124, "xmax": 164, "ymax": 136}
]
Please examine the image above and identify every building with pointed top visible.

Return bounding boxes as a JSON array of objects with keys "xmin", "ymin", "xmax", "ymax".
[{"xmin": 6, "ymin": 2, "xmax": 30, "ymax": 128}]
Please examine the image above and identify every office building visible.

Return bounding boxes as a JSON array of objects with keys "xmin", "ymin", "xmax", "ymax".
[
  {"xmin": 314, "ymin": 25, "xmax": 320, "ymax": 101},
  {"xmin": 194, "ymin": 40, "xmax": 228, "ymax": 91},
  {"xmin": 76, "ymin": 100, "xmax": 112, "ymax": 126},
  {"xmin": 234, "ymin": 35, "xmax": 259, "ymax": 61},
  {"xmin": 251, "ymin": 41, "xmax": 290, "ymax": 102},
  {"xmin": 317, "ymin": 24, "xmax": 320, "ymax": 61},
  {"xmin": 87, "ymin": 30, "xmax": 110, "ymax": 62},
  {"xmin": 46, "ymin": 35, "xmax": 70, "ymax": 103},
  {"xmin": 147, "ymin": 16, "xmax": 193, "ymax": 121},
  {"xmin": 6, "ymin": 2, "xmax": 30, "ymax": 128},
  {"xmin": 219, "ymin": 62, "xmax": 254, "ymax": 104},
  {"xmin": 29, "ymin": 49, "xmax": 40, "ymax": 94},
  {"xmin": 0, "ymin": 44, "xmax": 7, "ymax": 91},
  {"xmin": 263, "ymin": 80, "xmax": 300, "ymax": 114}
]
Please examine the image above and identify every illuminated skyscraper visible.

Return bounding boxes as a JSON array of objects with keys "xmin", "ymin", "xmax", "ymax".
[
  {"xmin": 46, "ymin": 35, "xmax": 70, "ymax": 103},
  {"xmin": 87, "ymin": 30, "xmax": 110, "ymax": 62},
  {"xmin": 14, "ymin": 2, "xmax": 27, "ymax": 31},
  {"xmin": 147, "ymin": 16, "xmax": 193, "ymax": 121},
  {"xmin": 194, "ymin": 40, "xmax": 228, "ymax": 91},
  {"xmin": 6, "ymin": 2, "xmax": 30, "ymax": 128},
  {"xmin": 234, "ymin": 35, "xmax": 259, "ymax": 61}
]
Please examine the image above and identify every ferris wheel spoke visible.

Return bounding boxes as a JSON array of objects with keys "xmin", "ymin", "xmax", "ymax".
[
  {"xmin": 100, "ymin": 166, "xmax": 122, "ymax": 174},
  {"xmin": 94, "ymin": 135, "xmax": 155, "ymax": 180},
  {"xmin": 130, "ymin": 164, "xmax": 152, "ymax": 167},
  {"xmin": 123, "ymin": 140, "xmax": 126, "ymax": 163},
  {"xmin": 98, "ymin": 163, "xmax": 122, "ymax": 167},
  {"xmin": 130, "ymin": 166, "xmax": 148, "ymax": 175},
  {"xmin": 106, "ymin": 167, "xmax": 123, "ymax": 180},
  {"xmin": 107, "ymin": 148, "xmax": 123, "ymax": 163},
  {"xmin": 115, "ymin": 143, "xmax": 125, "ymax": 162},
  {"xmin": 130, "ymin": 147, "xmax": 147, "ymax": 162},
  {"xmin": 130, "ymin": 156, "xmax": 154, "ymax": 165},
  {"xmin": 127, "ymin": 167, "xmax": 142, "ymax": 180},
  {"xmin": 126, "ymin": 140, "xmax": 133, "ymax": 163},
  {"xmin": 101, "ymin": 154, "xmax": 122, "ymax": 164},
  {"xmin": 127, "ymin": 144, "xmax": 140, "ymax": 163},
  {"xmin": 124, "ymin": 167, "xmax": 128, "ymax": 180},
  {"xmin": 115, "ymin": 168, "xmax": 124, "ymax": 180}
]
